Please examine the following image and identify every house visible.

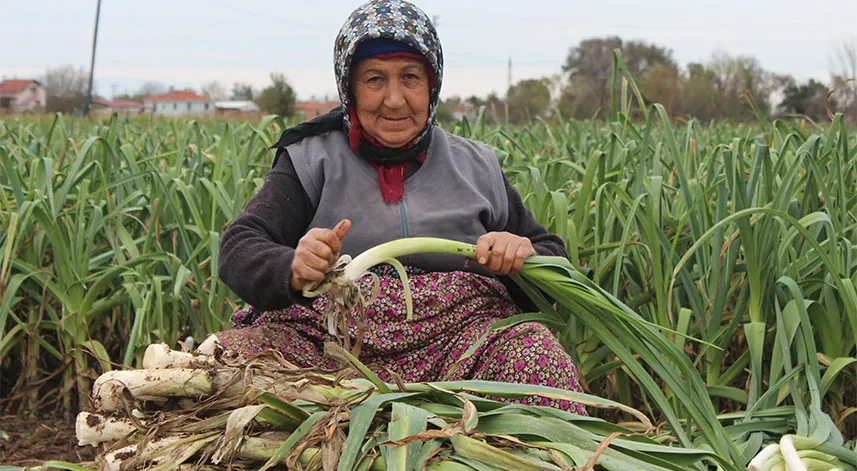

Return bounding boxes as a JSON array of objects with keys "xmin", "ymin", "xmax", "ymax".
[
  {"xmin": 143, "ymin": 90, "xmax": 214, "ymax": 117},
  {"xmin": 92, "ymin": 98, "xmax": 145, "ymax": 116},
  {"xmin": 295, "ymin": 100, "xmax": 340, "ymax": 119},
  {"xmin": 0, "ymin": 79, "xmax": 46, "ymax": 113},
  {"xmin": 214, "ymin": 100, "xmax": 260, "ymax": 115}
]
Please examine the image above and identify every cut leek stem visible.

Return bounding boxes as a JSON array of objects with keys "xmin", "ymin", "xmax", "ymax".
[
  {"xmin": 196, "ymin": 334, "xmax": 220, "ymax": 355},
  {"xmin": 92, "ymin": 369, "xmax": 214, "ymax": 412},
  {"xmin": 749, "ymin": 444, "xmax": 780, "ymax": 471},
  {"xmin": 304, "ymin": 237, "xmax": 478, "ymax": 299},
  {"xmin": 341, "ymin": 238, "xmax": 476, "ymax": 282},
  {"xmin": 76, "ymin": 412, "xmax": 140, "ymax": 446},
  {"xmin": 143, "ymin": 343, "xmax": 215, "ymax": 369},
  {"xmin": 302, "ymin": 238, "xmax": 479, "ymax": 336},
  {"xmin": 780, "ymin": 436, "xmax": 807, "ymax": 471}
]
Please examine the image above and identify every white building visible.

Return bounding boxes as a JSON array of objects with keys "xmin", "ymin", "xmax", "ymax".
[
  {"xmin": 92, "ymin": 98, "xmax": 145, "ymax": 116},
  {"xmin": 0, "ymin": 79, "xmax": 46, "ymax": 113},
  {"xmin": 143, "ymin": 90, "xmax": 214, "ymax": 117},
  {"xmin": 215, "ymin": 100, "xmax": 260, "ymax": 114}
]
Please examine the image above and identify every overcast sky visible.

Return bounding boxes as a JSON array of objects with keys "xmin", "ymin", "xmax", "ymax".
[{"xmin": 2, "ymin": 0, "xmax": 856, "ymax": 101}]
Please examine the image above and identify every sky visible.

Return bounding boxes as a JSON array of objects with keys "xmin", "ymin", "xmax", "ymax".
[{"xmin": 2, "ymin": 0, "xmax": 857, "ymax": 101}]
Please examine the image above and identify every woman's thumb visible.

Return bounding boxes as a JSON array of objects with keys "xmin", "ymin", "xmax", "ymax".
[{"xmin": 334, "ymin": 219, "xmax": 351, "ymax": 240}]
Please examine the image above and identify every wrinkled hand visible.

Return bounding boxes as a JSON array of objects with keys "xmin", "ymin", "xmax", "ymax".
[
  {"xmin": 291, "ymin": 219, "xmax": 351, "ymax": 291},
  {"xmin": 475, "ymin": 232, "xmax": 536, "ymax": 276}
]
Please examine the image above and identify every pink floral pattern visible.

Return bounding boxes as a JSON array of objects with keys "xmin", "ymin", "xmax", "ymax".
[{"xmin": 217, "ymin": 266, "xmax": 585, "ymax": 414}]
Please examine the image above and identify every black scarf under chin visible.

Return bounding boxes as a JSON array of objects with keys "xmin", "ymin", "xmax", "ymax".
[{"xmin": 271, "ymin": 107, "xmax": 431, "ymax": 165}]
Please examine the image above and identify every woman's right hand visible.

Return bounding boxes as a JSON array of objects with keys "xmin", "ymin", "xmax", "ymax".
[{"xmin": 290, "ymin": 219, "xmax": 351, "ymax": 291}]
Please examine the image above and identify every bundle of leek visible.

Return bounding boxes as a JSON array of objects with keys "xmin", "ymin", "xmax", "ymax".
[
  {"xmin": 52, "ymin": 237, "xmax": 854, "ymax": 471},
  {"xmin": 65, "ymin": 340, "xmax": 730, "ymax": 471}
]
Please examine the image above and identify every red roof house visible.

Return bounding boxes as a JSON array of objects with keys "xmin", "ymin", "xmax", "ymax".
[
  {"xmin": 0, "ymin": 79, "xmax": 46, "ymax": 113},
  {"xmin": 92, "ymin": 98, "xmax": 145, "ymax": 115},
  {"xmin": 295, "ymin": 100, "xmax": 340, "ymax": 119},
  {"xmin": 142, "ymin": 89, "xmax": 214, "ymax": 116},
  {"xmin": 144, "ymin": 90, "xmax": 211, "ymax": 102}
]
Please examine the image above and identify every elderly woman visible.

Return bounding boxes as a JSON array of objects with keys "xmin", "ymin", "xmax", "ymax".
[{"xmin": 217, "ymin": 0, "xmax": 584, "ymax": 413}]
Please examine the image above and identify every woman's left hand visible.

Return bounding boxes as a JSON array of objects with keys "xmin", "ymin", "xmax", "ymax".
[{"xmin": 475, "ymin": 232, "xmax": 536, "ymax": 275}]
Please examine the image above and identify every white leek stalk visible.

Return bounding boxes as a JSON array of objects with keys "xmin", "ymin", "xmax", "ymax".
[
  {"xmin": 196, "ymin": 334, "xmax": 220, "ymax": 355},
  {"xmin": 304, "ymin": 238, "xmax": 479, "ymax": 332},
  {"xmin": 748, "ymin": 444, "xmax": 780, "ymax": 471},
  {"xmin": 103, "ymin": 435, "xmax": 180, "ymax": 471},
  {"xmin": 92, "ymin": 368, "xmax": 214, "ymax": 412},
  {"xmin": 340, "ymin": 238, "xmax": 476, "ymax": 282},
  {"xmin": 76, "ymin": 412, "xmax": 140, "ymax": 446},
  {"xmin": 143, "ymin": 343, "xmax": 215, "ymax": 369},
  {"xmin": 749, "ymin": 438, "xmax": 845, "ymax": 471},
  {"xmin": 779, "ymin": 436, "xmax": 807, "ymax": 471}
]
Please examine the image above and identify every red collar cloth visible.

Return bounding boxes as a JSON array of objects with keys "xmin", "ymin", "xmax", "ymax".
[{"xmin": 348, "ymin": 107, "xmax": 426, "ymax": 204}]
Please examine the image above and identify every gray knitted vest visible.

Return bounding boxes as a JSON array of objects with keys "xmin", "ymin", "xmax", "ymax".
[{"xmin": 286, "ymin": 126, "xmax": 508, "ymax": 272}]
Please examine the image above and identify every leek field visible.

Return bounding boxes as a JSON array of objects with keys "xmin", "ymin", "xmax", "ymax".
[{"xmin": 2, "ymin": 78, "xmax": 857, "ymax": 469}]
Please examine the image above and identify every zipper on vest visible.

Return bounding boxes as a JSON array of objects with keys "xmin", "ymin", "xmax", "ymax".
[{"xmin": 398, "ymin": 201, "xmax": 409, "ymax": 238}]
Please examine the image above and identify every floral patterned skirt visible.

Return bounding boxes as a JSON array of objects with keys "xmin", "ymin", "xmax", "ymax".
[{"xmin": 216, "ymin": 266, "xmax": 585, "ymax": 414}]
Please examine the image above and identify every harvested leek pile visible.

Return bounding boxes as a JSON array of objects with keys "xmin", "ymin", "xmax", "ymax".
[
  {"xmin": 72, "ymin": 340, "xmax": 722, "ymax": 471},
  {"xmin": 62, "ymin": 238, "xmax": 740, "ymax": 471},
  {"xmin": 57, "ymin": 237, "xmax": 856, "ymax": 471}
]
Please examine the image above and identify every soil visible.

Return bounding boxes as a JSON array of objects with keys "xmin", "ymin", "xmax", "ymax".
[{"xmin": 0, "ymin": 415, "xmax": 96, "ymax": 468}]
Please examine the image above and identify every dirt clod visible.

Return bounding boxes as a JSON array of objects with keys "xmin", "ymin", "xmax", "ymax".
[{"xmin": 85, "ymin": 413, "xmax": 101, "ymax": 427}]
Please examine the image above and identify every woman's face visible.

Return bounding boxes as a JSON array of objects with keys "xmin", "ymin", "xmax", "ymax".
[{"xmin": 352, "ymin": 56, "xmax": 430, "ymax": 148}]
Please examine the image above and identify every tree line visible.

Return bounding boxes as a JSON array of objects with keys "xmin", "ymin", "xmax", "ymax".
[
  {"xmin": 436, "ymin": 36, "xmax": 857, "ymax": 124},
  {"xmin": 33, "ymin": 36, "xmax": 857, "ymax": 123}
]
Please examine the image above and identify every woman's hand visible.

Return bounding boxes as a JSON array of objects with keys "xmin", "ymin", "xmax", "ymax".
[
  {"xmin": 291, "ymin": 219, "xmax": 351, "ymax": 291},
  {"xmin": 475, "ymin": 232, "xmax": 536, "ymax": 276}
]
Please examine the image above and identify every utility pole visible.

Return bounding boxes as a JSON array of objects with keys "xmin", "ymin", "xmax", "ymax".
[
  {"xmin": 507, "ymin": 56, "xmax": 512, "ymax": 95},
  {"xmin": 83, "ymin": 0, "xmax": 102, "ymax": 117}
]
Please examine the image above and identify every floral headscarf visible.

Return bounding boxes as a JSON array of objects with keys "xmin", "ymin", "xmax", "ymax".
[{"xmin": 334, "ymin": 0, "xmax": 444, "ymax": 146}]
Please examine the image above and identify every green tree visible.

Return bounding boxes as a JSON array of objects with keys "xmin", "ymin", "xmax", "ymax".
[
  {"xmin": 561, "ymin": 37, "xmax": 676, "ymax": 119},
  {"xmin": 707, "ymin": 52, "xmax": 775, "ymax": 119},
  {"xmin": 777, "ymin": 79, "xmax": 832, "ymax": 121},
  {"xmin": 682, "ymin": 63, "xmax": 726, "ymax": 122},
  {"xmin": 484, "ymin": 92, "xmax": 505, "ymax": 124},
  {"xmin": 637, "ymin": 63, "xmax": 682, "ymax": 116},
  {"xmin": 435, "ymin": 95, "xmax": 461, "ymax": 124},
  {"xmin": 506, "ymin": 78, "xmax": 551, "ymax": 123},
  {"xmin": 231, "ymin": 82, "xmax": 255, "ymax": 101},
  {"xmin": 466, "ymin": 95, "xmax": 485, "ymax": 109},
  {"xmin": 41, "ymin": 65, "xmax": 89, "ymax": 113},
  {"xmin": 557, "ymin": 76, "xmax": 601, "ymax": 120},
  {"xmin": 255, "ymin": 73, "xmax": 296, "ymax": 117}
]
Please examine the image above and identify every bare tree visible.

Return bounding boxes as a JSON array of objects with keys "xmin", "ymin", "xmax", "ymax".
[
  {"xmin": 201, "ymin": 81, "xmax": 228, "ymax": 101},
  {"xmin": 41, "ymin": 65, "xmax": 90, "ymax": 113},
  {"xmin": 828, "ymin": 39, "xmax": 857, "ymax": 120},
  {"xmin": 137, "ymin": 81, "xmax": 168, "ymax": 98}
]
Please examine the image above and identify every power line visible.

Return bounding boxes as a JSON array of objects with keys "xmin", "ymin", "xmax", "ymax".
[
  {"xmin": 444, "ymin": 51, "xmax": 548, "ymax": 68},
  {"xmin": 441, "ymin": 16, "xmax": 857, "ymax": 29},
  {"xmin": 200, "ymin": 0, "xmax": 330, "ymax": 34}
]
